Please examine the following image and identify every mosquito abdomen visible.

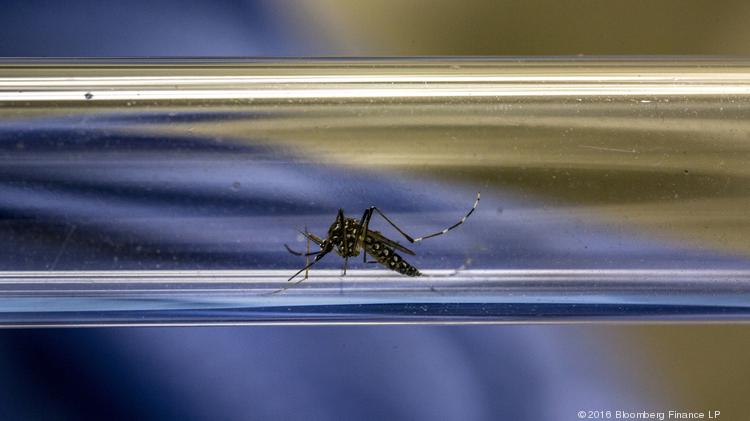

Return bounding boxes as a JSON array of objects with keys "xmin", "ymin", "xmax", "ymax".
[{"xmin": 366, "ymin": 241, "xmax": 421, "ymax": 277}]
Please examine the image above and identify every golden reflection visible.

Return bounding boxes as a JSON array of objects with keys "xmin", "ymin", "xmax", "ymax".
[{"xmin": 2, "ymin": 60, "xmax": 750, "ymax": 256}]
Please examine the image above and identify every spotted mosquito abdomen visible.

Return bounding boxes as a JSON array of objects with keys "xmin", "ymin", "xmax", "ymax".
[{"xmin": 365, "ymin": 238, "xmax": 421, "ymax": 277}]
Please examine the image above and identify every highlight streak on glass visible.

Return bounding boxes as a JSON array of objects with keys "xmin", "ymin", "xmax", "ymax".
[
  {"xmin": 5, "ymin": 59, "xmax": 750, "ymax": 100},
  {"xmin": 0, "ymin": 270, "xmax": 749, "ymax": 327}
]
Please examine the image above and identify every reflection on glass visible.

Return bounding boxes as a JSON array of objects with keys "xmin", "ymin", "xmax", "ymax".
[{"xmin": 1, "ymin": 59, "xmax": 749, "ymax": 325}]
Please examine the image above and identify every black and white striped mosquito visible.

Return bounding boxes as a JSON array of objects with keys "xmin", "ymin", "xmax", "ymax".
[{"xmin": 278, "ymin": 192, "xmax": 480, "ymax": 292}]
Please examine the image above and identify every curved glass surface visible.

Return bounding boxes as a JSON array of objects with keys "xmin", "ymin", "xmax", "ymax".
[{"xmin": 1, "ymin": 58, "xmax": 750, "ymax": 326}]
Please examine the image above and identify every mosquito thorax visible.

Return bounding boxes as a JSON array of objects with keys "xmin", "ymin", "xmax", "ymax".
[
  {"xmin": 327, "ymin": 218, "xmax": 360, "ymax": 240},
  {"xmin": 327, "ymin": 217, "xmax": 362, "ymax": 256}
]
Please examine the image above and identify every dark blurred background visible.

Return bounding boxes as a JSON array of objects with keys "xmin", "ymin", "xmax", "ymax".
[
  {"xmin": 1, "ymin": 1, "xmax": 750, "ymax": 420},
  {"xmin": 5, "ymin": 0, "xmax": 750, "ymax": 56}
]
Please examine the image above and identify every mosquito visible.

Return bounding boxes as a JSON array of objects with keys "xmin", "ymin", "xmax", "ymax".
[{"xmin": 277, "ymin": 192, "xmax": 480, "ymax": 293}]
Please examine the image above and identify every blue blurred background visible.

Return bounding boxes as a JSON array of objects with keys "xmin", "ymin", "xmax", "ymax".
[{"xmin": 1, "ymin": 1, "xmax": 750, "ymax": 419}]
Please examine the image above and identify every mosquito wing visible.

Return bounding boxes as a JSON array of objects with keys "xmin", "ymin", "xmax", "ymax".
[{"xmin": 365, "ymin": 230, "xmax": 416, "ymax": 255}]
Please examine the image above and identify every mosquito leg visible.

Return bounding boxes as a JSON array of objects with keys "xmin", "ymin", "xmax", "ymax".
[
  {"xmin": 288, "ymin": 253, "xmax": 327, "ymax": 282},
  {"xmin": 357, "ymin": 208, "xmax": 374, "ymax": 263},
  {"xmin": 304, "ymin": 225, "xmax": 310, "ymax": 280},
  {"xmin": 369, "ymin": 192, "xmax": 480, "ymax": 243},
  {"xmin": 337, "ymin": 209, "xmax": 348, "ymax": 258},
  {"xmin": 269, "ymin": 247, "xmax": 333, "ymax": 295}
]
